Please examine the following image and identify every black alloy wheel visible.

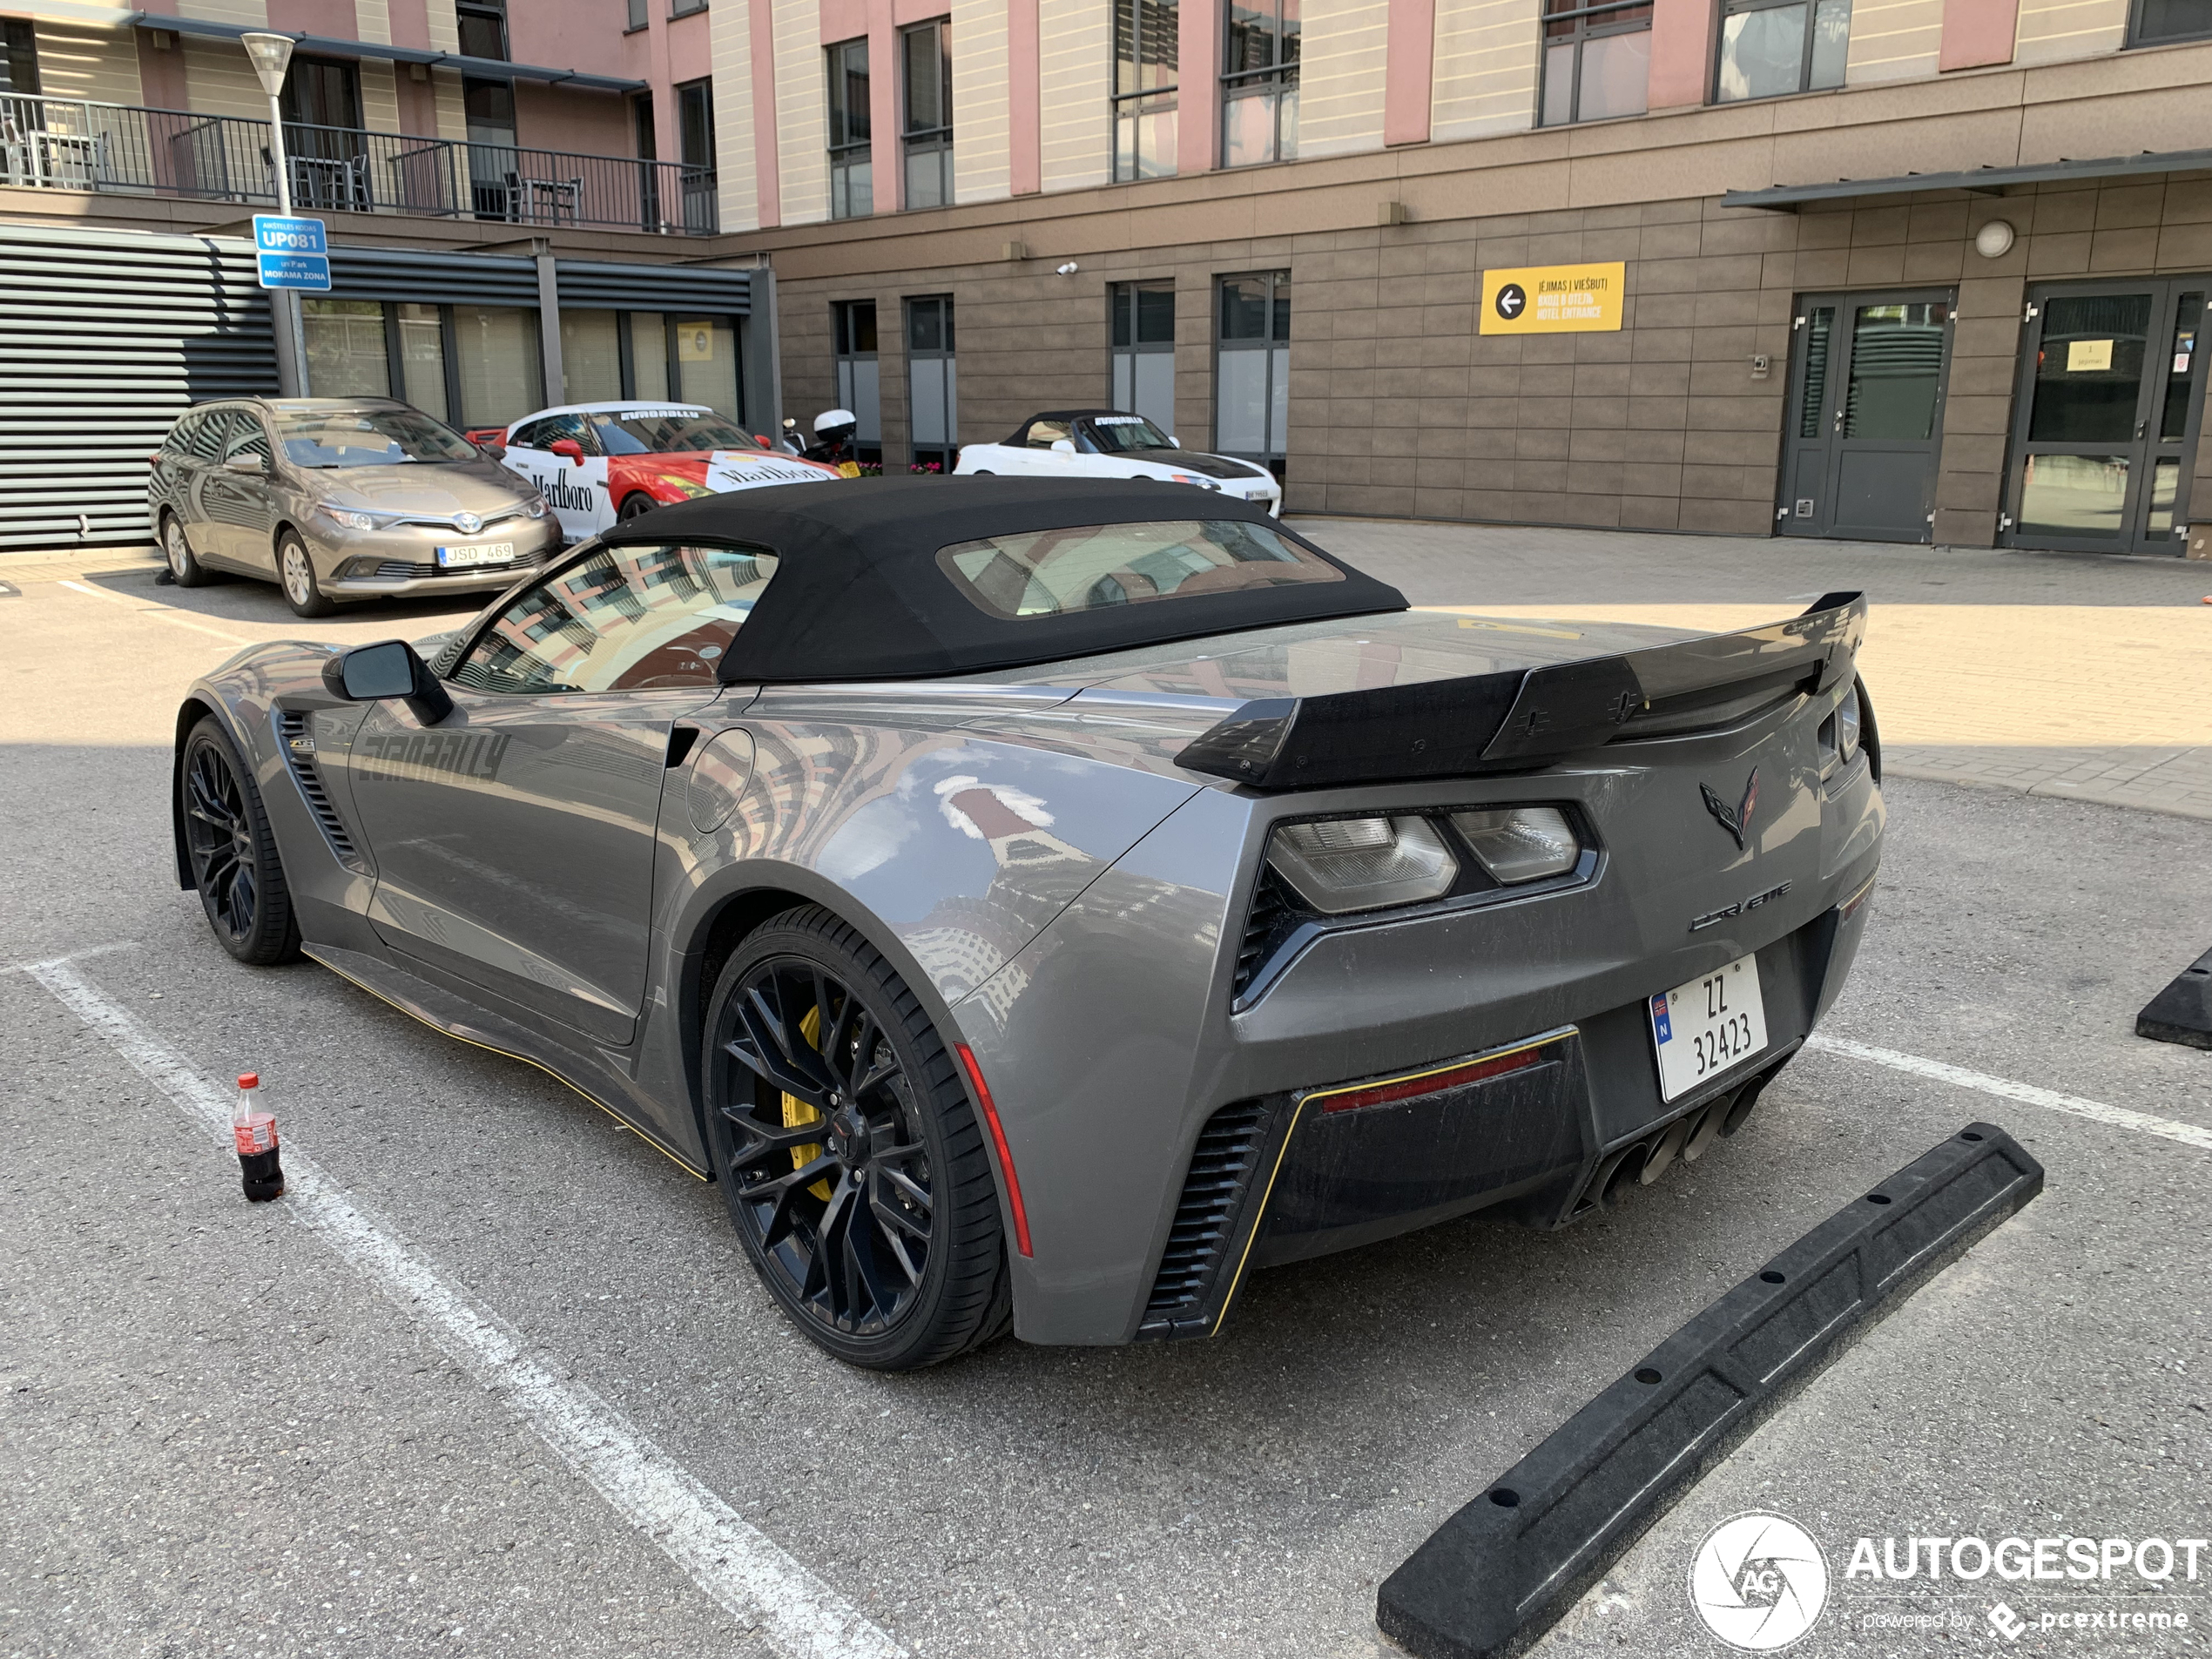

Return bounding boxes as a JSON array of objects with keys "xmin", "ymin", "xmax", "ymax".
[
  {"xmin": 617, "ymin": 493, "xmax": 657, "ymax": 522},
  {"xmin": 180, "ymin": 716, "xmax": 300, "ymax": 965},
  {"xmin": 162, "ymin": 513, "xmax": 211, "ymax": 587},
  {"xmin": 704, "ymin": 906, "xmax": 1010, "ymax": 1369}
]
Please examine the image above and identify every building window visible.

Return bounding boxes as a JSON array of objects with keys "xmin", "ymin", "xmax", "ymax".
[
  {"xmin": 1216, "ymin": 272, "xmax": 1288, "ymax": 478},
  {"xmin": 675, "ymin": 317, "xmax": 740, "ymax": 421},
  {"xmin": 827, "ymin": 37, "xmax": 873, "ymax": 219},
  {"xmin": 1714, "ymin": 0, "xmax": 1849, "ymax": 101},
  {"xmin": 302, "ymin": 299, "xmax": 392, "ymax": 399},
  {"xmin": 900, "ymin": 19, "xmax": 954, "ymax": 209},
  {"xmin": 671, "ymin": 0, "xmax": 709, "ymax": 15},
  {"xmin": 1222, "ymin": 0, "xmax": 1298, "ymax": 168},
  {"xmin": 1110, "ymin": 282, "xmax": 1176, "ymax": 435},
  {"xmin": 627, "ymin": 0, "xmax": 650, "ymax": 30},
  {"xmin": 453, "ymin": 303, "xmax": 543, "ymax": 430},
  {"xmin": 833, "ymin": 301, "xmax": 884, "ymax": 466},
  {"xmin": 457, "ymin": 1, "xmax": 516, "ymax": 219},
  {"xmin": 1540, "ymin": 0, "xmax": 1650, "ymax": 125},
  {"xmin": 1112, "ymin": 0, "xmax": 1177, "ymax": 181},
  {"xmin": 455, "ymin": 1, "xmax": 509, "ymax": 61},
  {"xmin": 906, "ymin": 295, "xmax": 957, "ymax": 472},
  {"xmin": 2, "ymin": 19, "xmax": 42, "ymax": 96},
  {"xmin": 677, "ymin": 77, "xmax": 717, "ymax": 231},
  {"xmin": 2129, "ymin": 0, "xmax": 2212, "ymax": 43}
]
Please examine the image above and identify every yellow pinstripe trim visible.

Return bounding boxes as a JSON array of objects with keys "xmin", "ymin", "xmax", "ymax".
[
  {"xmin": 303, "ymin": 947, "xmax": 711, "ymax": 1182},
  {"xmin": 1295, "ymin": 1028, "xmax": 1575, "ymax": 1112},
  {"xmin": 1210, "ymin": 1095, "xmax": 1311, "ymax": 1337},
  {"xmin": 1208, "ymin": 1025, "xmax": 1579, "ymax": 1336}
]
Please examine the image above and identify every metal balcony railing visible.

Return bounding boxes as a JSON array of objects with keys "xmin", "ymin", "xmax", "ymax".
[{"xmin": 0, "ymin": 92, "xmax": 718, "ymax": 235}]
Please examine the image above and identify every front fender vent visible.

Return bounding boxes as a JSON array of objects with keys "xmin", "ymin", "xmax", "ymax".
[
  {"xmin": 1136, "ymin": 1098, "xmax": 1274, "ymax": 1339},
  {"xmin": 277, "ymin": 709, "xmax": 360, "ymax": 865}
]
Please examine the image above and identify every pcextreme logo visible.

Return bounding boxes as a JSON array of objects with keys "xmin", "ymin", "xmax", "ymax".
[{"xmin": 1689, "ymin": 1512, "xmax": 1831, "ymax": 1651}]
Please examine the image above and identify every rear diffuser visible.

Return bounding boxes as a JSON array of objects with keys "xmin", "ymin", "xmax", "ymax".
[
  {"xmin": 1377, "ymin": 1122, "xmax": 2043, "ymax": 1659},
  {"xmin": 2137, "ymin": 948, "xmax": 2212, "ymax": 1049}
]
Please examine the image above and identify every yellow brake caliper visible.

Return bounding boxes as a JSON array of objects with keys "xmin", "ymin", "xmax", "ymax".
[{"xmin": 782, "ymin": 1003, "xmax": 834, "ymax": 1201}]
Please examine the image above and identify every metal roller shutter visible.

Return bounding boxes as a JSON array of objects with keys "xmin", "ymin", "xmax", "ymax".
[
  {"xmin": 0, "ymin": 225, "xmax": 276, "ymax": 550},
  {"xmin": 327, "ymin": 246, "xmax": 540, "ymax": 307}
]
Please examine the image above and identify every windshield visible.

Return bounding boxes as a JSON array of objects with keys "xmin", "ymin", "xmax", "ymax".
[
  {"xmin": 1083, "ymin": 415, "xmax": 1174, "ymax": 453},
  {"xmin": 938, "ymin": 519, "xmax": 1342, "ymax": 620},
  {"xmin": 587, "ymin": 408, "xmax": 752, "ymax": 455},
  {"xmin": 277, "ymin": 408, "xmax": 480, "ymax": 468}
]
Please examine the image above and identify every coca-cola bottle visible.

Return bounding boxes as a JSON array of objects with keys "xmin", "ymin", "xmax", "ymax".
[{"xmin": 233, "ymin": 1072, "xmax": 285, "ymax": 1202}]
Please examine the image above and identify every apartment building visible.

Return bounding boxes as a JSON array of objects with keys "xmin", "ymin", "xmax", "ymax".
[
  {"xmin": 0, "ymin": 0, "xmax": 766, "ymax": 547},
  {"xmin": 715, "ymin": 0, "xmax": 2211, "ymax": 554}
]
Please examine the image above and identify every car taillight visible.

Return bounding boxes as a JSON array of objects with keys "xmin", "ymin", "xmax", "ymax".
[{"xmin": 1264, "ymin": 816, "xmax": 1458, "ymax": 914}]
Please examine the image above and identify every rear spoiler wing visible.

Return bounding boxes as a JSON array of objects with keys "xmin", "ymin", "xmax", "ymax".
[{"xmin": 1175, "ymin": 591, "xmax": 1867, "ymax": 789}]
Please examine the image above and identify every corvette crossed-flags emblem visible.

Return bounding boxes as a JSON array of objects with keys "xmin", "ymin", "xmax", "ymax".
[{"xmin": 1701, "ymin": 768, "xmax": 1759, "ymax": 852}]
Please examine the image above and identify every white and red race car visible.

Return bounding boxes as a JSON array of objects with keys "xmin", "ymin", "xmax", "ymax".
[{"xmin": 486, "ymin": 401, "xmax": 841, "ymax": 542}]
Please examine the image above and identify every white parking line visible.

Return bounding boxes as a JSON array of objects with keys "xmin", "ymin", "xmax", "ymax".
[
  {"xmin": 23, "ymin": 955, "xmax": 906, "ymax": 1659},
  {"xmin": 1804, "ymin": 1032, "xmax": 2212, "ymax": 1153},
  {"xmin": 57, "ymin": 578, "xmax": 256, "ymax": 645}
]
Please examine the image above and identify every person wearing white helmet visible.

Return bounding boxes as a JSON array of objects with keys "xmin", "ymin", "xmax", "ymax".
[{"xmin": 804, "ymin": 408, "xmax": 862, "ymax": 475}]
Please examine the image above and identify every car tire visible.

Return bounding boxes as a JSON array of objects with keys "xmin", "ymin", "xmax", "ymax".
[
  {"xmin": 179, "ymin": 715, "xmax": 302, "ymax": 966},
  {"xmin": 161, "ymin": 512, "xmax": 212, "ymax": 587},
  {"xmin": 277, "ymin": 530, "xmax": 338, "ymax": 617},
  {"xmin": 703, "ymin": 905, "xmax": 1012, "ymax": 1370},
  {"xmin": 617, "ymin": 493, "xmax": 656, "ymax": 522}
]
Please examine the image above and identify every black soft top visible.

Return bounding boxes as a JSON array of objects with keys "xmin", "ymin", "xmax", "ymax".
[
  {"xmin": 1004, "ymin": 408, "xmax": 1126, "ymax": 444},
  {"xmin": 600, "ymin": 475, "xmax": 1408, "ymax": 684}
]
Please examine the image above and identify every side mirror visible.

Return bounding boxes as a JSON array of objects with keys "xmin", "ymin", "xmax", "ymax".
[
  {"xmin": 1049, "ymin": 439, "xmax": 1076, "ymax": 455},
  {"xmin": 224, "ymin": 453, "xmax": 268, "ymax": 475},
  {"xmin": 754, "ymin": 433, "xmax": 772, "ymax": 449},
  {"xmin": 549, "ymin": 438, "xmax": 584, "ymax": 464},
  {"xmin": 320, "ymin": 639, "xmax": 455, "ymax": 725},
  {"xmin": 1169, "ymin": 435, "xmax": 1182, "ymax": 448}
]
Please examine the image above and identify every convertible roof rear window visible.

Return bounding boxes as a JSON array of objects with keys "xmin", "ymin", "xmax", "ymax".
[
  {"xmin": 596, "ymin": 476, "xmax": 1407, "ymax": 683},
  {"xmin": 940, "ymin": 520, "xmax": 1341, "ymax": 621}
]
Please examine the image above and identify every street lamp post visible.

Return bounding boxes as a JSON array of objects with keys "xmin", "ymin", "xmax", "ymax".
[{"xmin": 241, "ymin": 31, "xmax": 310, "ymax": 397}]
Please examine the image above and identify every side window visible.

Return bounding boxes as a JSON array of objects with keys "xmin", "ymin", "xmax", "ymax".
[
  {"xmin": 520, "ymin": 412, "xmax": 593, "ymax": 454},
  {"xmin": 185, "ymin": 410, "xmax": 231, "ymax": 460},
  {"xmin": 163, "ymin": 415, "xmax": 201, "ymax": 458},
  {"xmin": 451, "ymin": 543, "xmax": 781, "ymax": 696},
  {"xmin": 1023, "ymin": 418, "xmax": 1070, "ymax": 449},
  {"xmin": 509, "ymin": 418, "xmax": 548, "ymax": 450},
  {"xmin": 226, "ymin": 415, "xmax": 273, "ymax": 463}
]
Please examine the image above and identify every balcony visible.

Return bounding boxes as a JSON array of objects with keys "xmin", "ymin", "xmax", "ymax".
[{"xmin": 0, "ymin": 92, "xmax": 718, "ymax": 236}]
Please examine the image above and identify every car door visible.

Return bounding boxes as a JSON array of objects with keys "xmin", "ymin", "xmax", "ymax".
[
  {"xmin": 160, "ymin": 411, "xmax": 219, "ymax": 549},
  {"xmin": 338, "ymin": 538, "xmax": 779, "ymax": 1047},
  {"xmin": 509, "ymin": 413, "xmax": 607, "ymax": 543},
  {"xmin": 199, "ymin": 410, "xmax": 282, "ymax": 572}
]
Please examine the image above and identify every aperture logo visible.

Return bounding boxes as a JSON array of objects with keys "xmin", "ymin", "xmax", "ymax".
[{"xmin": 1690, "ymin": 1513, "xmax": 1831, "ymax": 1651}]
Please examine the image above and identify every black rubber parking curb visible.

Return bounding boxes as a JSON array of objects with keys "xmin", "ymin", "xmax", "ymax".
[
  {"xmin": 1376, "ymin": 1122, "xmax": 2043, "ymax": 1659},
  {"xmin": 2137, "ymin": 948, "xmax": 2212, "ymax": 1049}
]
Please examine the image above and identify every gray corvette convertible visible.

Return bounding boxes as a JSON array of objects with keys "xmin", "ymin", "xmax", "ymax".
[{"xmin": 172, "ymin": 477, "xmax": 1882, "ymax": 1369}]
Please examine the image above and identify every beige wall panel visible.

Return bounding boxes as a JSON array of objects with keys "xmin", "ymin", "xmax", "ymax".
[
  {"xmin": 355, "ymin": 0, "xmax": 393, "ymax": 46},
  {"xmin": 1038, "ymin": 0, "xmax": 1111, "ymax": 193},
  {"xmin": 1299, "ymin": 0, "xmax": 1391, "ymax": 158},
  {"xmin": 954, "ymin": 0, "xmax": 1013, "ymax": 204},
  {"xmin": 181, "ymin": 37, "xmax": 269, "ymax": 120},
  {"xmin": 360, "ymin": 59, "xmax": 401, "ymax": 134},
  {"xmin": 1845, "ymin": 0, "xmax": 1945, "ymax": 82},
  {"xmin": 2013, "ymin": 0, "xmax": 2128, "ymax": 63},
  {"xmin": 1431, "ymin": 0, "xmax": 1539, "ymax": 145},
  {"xmin": 432, "ymin": 68, "xmax": 468, "ymax": 140},
  {"xmin": 711, "ymin": 0, "xmax": 760, "ymax": 233},
  {"xmin": 773, "ymin": 0, "xmax": 829, "ymax": 225},
  {"xmin": 177, "ymin": 0, "xmax": 267, "ymax": 24},
  {"xmin": 29, "ymin": 23, "xmax": 143, "ymax": 106}
]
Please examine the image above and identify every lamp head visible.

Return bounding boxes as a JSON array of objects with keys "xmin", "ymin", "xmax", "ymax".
[{"xmin": 241, "ymin": 32, "xmax": 296, "ymax": 96}]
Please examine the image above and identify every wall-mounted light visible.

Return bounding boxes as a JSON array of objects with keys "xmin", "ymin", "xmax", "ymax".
[
  {"xmin": 1973, "ymin": 220, "xmax": 2016, "ymax": 260},
  {"xmin": 1055, "ymin": 261, "xmax": 1079, "ymax": 276}
]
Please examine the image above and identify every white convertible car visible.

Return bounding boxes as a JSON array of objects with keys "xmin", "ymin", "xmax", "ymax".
[{"xmin": 953, "ymin": 409, "xmax": 1282, "ymax": 514}]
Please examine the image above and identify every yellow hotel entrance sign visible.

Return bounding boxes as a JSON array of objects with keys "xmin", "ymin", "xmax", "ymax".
[{"xmin": 1480, "ymin": 262, "xmax": 1626, "ymax": 334}]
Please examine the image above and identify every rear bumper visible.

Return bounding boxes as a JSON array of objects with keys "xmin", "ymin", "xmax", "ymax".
[{"xmin": 1133, "ymin": 900, "xmax": 1865, "ymax": 1340}]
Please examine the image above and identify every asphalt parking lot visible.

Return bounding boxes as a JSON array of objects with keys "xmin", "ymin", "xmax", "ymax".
[{"xmin": 3, "ymin": 529, "xmax": 2209, "ymax": 1659}]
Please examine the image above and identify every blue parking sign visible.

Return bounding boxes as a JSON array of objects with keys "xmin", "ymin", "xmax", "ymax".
[{"xmin": 253, "ymin": 214, "xmax": 330, "ymax": 291}]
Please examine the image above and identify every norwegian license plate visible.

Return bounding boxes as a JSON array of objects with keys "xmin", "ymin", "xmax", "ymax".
[
  {"xmin": 435, "ymin": 541, "xmax": 514, "ymax": 568},
  {"xmin": 1649, "ymin": 954, "xmax": 1768, "ymax": 1102}
]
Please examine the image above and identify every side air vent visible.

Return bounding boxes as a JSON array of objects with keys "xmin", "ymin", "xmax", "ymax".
[
  {"xmin": 277, "ymin": 710, "xmax": 360, "ymax": 863},
  {"xmin": 1231, "ymin": 867, "xmax": 1299, "ymax": 1000},
  {"xmin": 1137, "ymin": 1099, "xmax": 1272, "ymax": 1338}
]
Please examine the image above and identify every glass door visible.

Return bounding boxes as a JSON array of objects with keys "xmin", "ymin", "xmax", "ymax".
[
  {"xmin": 2006, "ymin": 280, "xmax": 2207, "ymax": 553},
  {"xmin": 1777, "ymin": 288, "xmax": 1954, "ymax": 543}
]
